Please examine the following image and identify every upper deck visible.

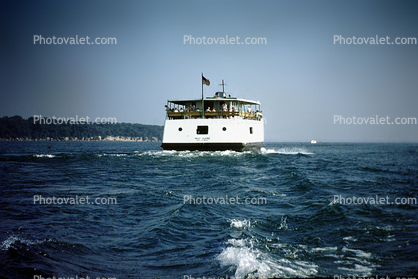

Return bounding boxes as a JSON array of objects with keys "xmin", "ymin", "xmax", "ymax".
[{"xmin": 165, "ymin": 92, "xmax": 263, "ymax": 121}]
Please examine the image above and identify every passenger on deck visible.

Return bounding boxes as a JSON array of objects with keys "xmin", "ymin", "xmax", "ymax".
[
  {"xmin": 255, "ymin": 110, "xmax": 262, "ymax": 119},
  {"xmin": 206, "ymin": 107, "xmax": 211, "ymax": 112},
  {"xmin": 222, "ymin": 103, "xmax": 228, "ymax": 112},
  {"xmin": 212, "ymin": 108, "xmax": 216, "ymax": 112},
  {"xmin": 174, "ymin": 108, "xmax": 179, "ymax": 112},
  {"xmin": 188, "ymin": 104, "xmax": 194, "ymax": 112}
]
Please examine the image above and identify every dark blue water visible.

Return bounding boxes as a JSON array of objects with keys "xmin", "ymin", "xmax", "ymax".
[{"xmin": 0, "ymin": 141, "xmax": 417, "ymax": 278}]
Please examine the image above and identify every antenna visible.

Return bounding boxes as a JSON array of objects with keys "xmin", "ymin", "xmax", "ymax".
[{"xmin": 219, "ymin": 79, "xmax": 227, "ymax": 93}]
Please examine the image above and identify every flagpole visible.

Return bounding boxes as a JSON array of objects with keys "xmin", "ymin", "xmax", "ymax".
[{"xmin": 201, "ymin": 73, "xmax": 204, "ymax": 118}]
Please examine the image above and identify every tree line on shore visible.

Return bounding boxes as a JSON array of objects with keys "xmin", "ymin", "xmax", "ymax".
[{"xmin": 0, "ymin": 116, "xmax": 163, "ymax": 141}]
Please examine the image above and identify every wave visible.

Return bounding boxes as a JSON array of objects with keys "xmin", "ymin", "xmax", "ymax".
[
  {"xmin": 229, "ymin": 219, "xmax": 252, "ymax": 229},
  {"xmin": 137, "ymin": 149, "xmax": 252, "ymax": 158},
  {"xmin": 218, "ymin": 238, "xmax": 378, "ymax": 278},
  {"xmin": 0, "ymin": 234, "xmax": 100, "ymax": 278},
  {"xmin": 0, "ymin": 154, "xmax": 61, "ymax": 162},
  {"xmin": 2, "ymin": 147, "xmax": 313, "ymax": 160},
  {"xmin": 216, "ymin": 219, "xmax": 378, "ymax": 278},
  {"xmin": 1, "ymin": 235, "xmax": 43, "ymax": 251},
  {"xmin": 217, "ymin": 219, "xmax": 318, "ymax": 278},
  {"xmin": 261, "ymin": 147, "xmax": 314, "ymax": 155},
  {"xmin": 137, "ymin": 147, "xmax": 314, "ymax": 158},
  {"xmin": 33, "ymin": 154, "xmax": 57, "ymax": 158},
  {"xmin": 217, "ymin": 239, "xmax": 319, "ymax": 278},
  {"xmin": 96, "ymin": 153, "xmax": 129, "ymax": 157}
]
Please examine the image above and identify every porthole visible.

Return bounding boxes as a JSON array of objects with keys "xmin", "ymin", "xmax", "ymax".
[
  {"xmin": 178, "ymin": 127, "xmax": 183, "ymax": 132},
  {"xmin": 222, "ymin": 127, "xmax": 227, "ymax": 131}
]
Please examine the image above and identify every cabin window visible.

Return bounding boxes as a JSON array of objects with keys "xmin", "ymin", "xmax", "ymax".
[
  {"xmin": 249, "ymin": 127, "xmax": 253, "ymax": 134},
  {"xmin": 222, "ymin": 127, "xmax": 227, "ymax": 131},
  {"xmin": 197, "ymin": 125, "xmax": 208, "ymax": 135},
  {"xmin": 178, "ymin": 127, "xmax": 183, "ymax": 132}
]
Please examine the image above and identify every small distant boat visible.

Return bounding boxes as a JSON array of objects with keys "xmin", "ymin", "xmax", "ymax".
[{"xmin": 310, "ymin": 140, "xmax": 317, "ymax": 144}]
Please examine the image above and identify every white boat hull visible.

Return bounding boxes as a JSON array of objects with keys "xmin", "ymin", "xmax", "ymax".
[{"xmin": 162, "ymin": 118, "xmax": 264, "ymax": 151}]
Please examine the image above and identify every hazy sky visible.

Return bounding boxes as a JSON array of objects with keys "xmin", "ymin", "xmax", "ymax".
[{"xmin": 1, "ymin": 0, "xmax": 417, "ymax": 142}]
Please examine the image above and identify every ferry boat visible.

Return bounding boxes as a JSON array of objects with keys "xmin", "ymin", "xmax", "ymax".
[{"xmin": 161, "ymin": 78, "xmax": 264, "ymax": 151}]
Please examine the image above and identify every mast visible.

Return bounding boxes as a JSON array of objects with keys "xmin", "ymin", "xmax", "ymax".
[
  {"xmin": 201, "ymin": 73, "xmax": 210, "ymax": 118},
  {"xmin": 219, "ymin": 79, "xmax": 227, "ymax": 98}
]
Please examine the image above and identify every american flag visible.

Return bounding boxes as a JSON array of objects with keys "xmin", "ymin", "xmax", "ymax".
[{"xmin": 202, "ymin": 75, "xmax": 210, "ymax": 86}]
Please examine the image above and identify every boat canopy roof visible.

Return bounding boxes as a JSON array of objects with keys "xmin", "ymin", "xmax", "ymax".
[{"xmin": 167, "ymin": 97, "xmax": 260, "ymax": 106}]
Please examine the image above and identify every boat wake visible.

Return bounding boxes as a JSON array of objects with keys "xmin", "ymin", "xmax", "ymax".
[
  {"xmin": 261, "ymin": 147, "xmax": 314, "ymax": 155},
  {"xmin": 138, "ymin": 149, "xmax": 253, "ymax": 158}
]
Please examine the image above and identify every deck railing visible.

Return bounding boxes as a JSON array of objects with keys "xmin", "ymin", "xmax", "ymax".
[{"xmin": 167, "ymin": 111, "xmax": 262, "ymax": 120}]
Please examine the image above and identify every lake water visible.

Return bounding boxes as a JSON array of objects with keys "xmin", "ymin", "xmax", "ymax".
[{"xmin": 0, "ymin": 141, "xmax": 417, "ymax": 278}]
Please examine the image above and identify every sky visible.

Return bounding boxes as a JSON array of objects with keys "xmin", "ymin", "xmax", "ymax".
[{"xmin": 1, "ymin": 0, "xmax": 417, "ymax": 142}]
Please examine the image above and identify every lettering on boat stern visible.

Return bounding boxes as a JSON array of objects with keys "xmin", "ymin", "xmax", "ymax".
[{"xmin": 195, "ymin": 137, "xmax": 210, "ymax": 141}]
